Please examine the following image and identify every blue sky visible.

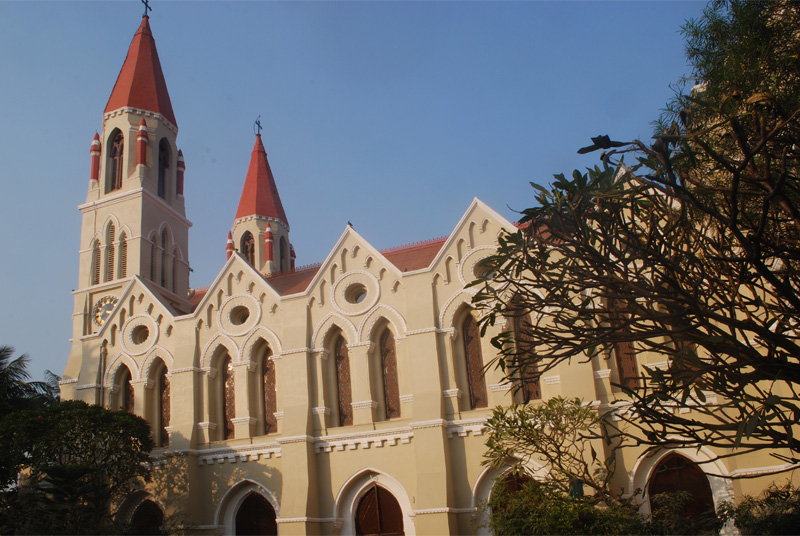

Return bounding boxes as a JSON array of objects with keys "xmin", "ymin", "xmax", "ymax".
[{"xmin": 0, "ymin": 0, "xmax": 706, "ymax": 382}]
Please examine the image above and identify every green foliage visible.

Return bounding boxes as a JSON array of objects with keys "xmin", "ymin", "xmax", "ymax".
[
  {"xmin": 474, "ymin": 0, "xmax": 800, "ymax": 461},
  {"xmin": 484, "ymin": 397, "xmax": 626, "ymax": 503},
  {"xmin": 719, "ymin": 482, "xmax": 800, "ymax": 535},
  {"xmin": 0, "ymin": 400, "xmax": 154, "ymax": 535},
  {"xmin": 648, "ymin": 491, "xmax": 722, "ymax": 535},
  {"xmin": 487, "ymin": 477, "xmax": 647, "ymax": 535},
  {"xmin": 0, "ymin": 346, "xmax": 59, "ymax": 416}
]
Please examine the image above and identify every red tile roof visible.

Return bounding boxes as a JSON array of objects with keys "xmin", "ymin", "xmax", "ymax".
[
  {"xmin": 234, "ymin": 135, "xmax": 288, "ymax": 224},
  {"xmin": 382, "ymin": 236, "xmax": 447, "ymax": 272},
  {"xmin": 105, "ymin": 16, "xmax": 177, "ymax": 127}
]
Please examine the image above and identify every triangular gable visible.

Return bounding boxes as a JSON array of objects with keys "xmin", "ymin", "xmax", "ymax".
[{"xmin": 96, "ymin": 276, "xmax": 175, "ymax": 338}]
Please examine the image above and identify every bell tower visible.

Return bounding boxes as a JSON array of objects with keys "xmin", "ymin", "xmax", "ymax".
[
  {"xmin": 230, "ymin": 132, "xmax": 293, "ymax": 275},
  {"xmin": 74, "ymin": 14, "xmax": 192, "ymax": 339}
]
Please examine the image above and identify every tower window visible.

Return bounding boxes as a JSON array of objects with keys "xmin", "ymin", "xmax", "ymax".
[
  {"xmin": 262, "ymin": 347, "xmax": 277, "ymax": 435},
  {"xmin": 105, "ymin": 224, "xmax": 115, "ymax": 283},
  {"xmin": 91, "ymin": 240, "xmax": 101, "ymax": 286},
  {"xmin": 462, "ymin": 313, "xmax": 488, "ymax": 409},
  {"xmin": 334, "ymin": 336, "xmax": 353, "ymax": 426},
  {"xmin": 107, "ymin": 132, "xmax": 124, "ymax": 193},
  {"xmin": 241, "ymin": 232, "xmax": 255, "ymax": 266},
  {"xmin": 158, "ymin": 139, "xmax": 170, "ymax": 200},
  {"xmin": 161, "ymin": 229, "xmax": 168, "ymax": 288},
  {"xmin": 279, "ymin": 237, "xmax": 288, "ymax": 272},
  {"xmin": 118, "ymin": 233, "xmax": 127, "ymax": 279},
  {"xmin": 379, "ymin": 330, "xmax": 400, "ymax": 420}
]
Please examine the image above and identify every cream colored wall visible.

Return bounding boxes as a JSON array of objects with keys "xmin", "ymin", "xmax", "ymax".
[{"xmin": 63, "ymin": 198, "xmax": 800, "ymax": 535}]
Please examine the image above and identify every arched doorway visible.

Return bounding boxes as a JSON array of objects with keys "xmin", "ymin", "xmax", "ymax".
[
  {"xmin": 649, "ymin": 453, "xmax": 715, "ymax": 519},
  {"xmin": 235, "ymin": 492, "xmax": 277, "ymax": 536},
  {"xmin": 355, "ymin": 485, "xmax": 404, "ymax": 536},
  {"xmin": 129, "ymin": 499, "xmax": 164, "ymax": 535}
]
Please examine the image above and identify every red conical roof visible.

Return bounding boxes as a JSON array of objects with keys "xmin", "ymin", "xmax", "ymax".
[
  {"xmin": 235, "ymin": 134, "xmax": 288, "ymax": 225},
  {"xmin": 105, "ymin": 15, "xmax": 177, "ymax": 127}
]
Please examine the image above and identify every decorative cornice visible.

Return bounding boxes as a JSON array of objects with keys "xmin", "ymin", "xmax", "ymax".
[
  {"xmin": 276, "ymin": 435, "xmax": 315, "ymax": 445},
  {"xmin": 273, "ymin": 412, "xmax": 284, "ymax": 420},
  {"xmin": 195, "ymin": 441, "xmax": 281, "ymax": 465},
  {"xmin": 543, "ymin": 375, "xmax": 561, "ymax": 385},
  {"xmin": 276, "ymin": 517, "xmax": 336, "ymax": 524},
  {"xmin": 76, "ymin": 383, "xmax": 101, "ymax": 391},
  {"xmin": 351, "ymin": 400, "xmax": 377, "ymax": 410},
  {"xmin": 171, "ymin": 366, "xmax": 204, "ymax": 374},
  {"xmin": 231, "ymin": 417, "xmax": 256, "ymax": 425},
  {"xmin": 412, "ymin": 507, "xmax": 452, "ymax": 516},
  {"xmin": 489, "ymin": 382, "xmax": 512, "ymax": 392},
  {"xmin": 399, "ymin": 394, "xmax": 413, "ymax": 403},
  {"xmin": 446, "ymin": 417, "xmax": 488, "ymax": 438},
  {"xmin": 593, "ymin": 369, "xmax": 612, "ymax": 379},
  {"xmin": 314, "ymin": 427, "xmax": 413, "ymax": 453},
  {"xmin": 311, "ymin": 407, "xmax": 331, "ymax": 415},
  {"xmin": 443, "ymin": 388, "xmax": 462, "ymax": 399},
  {"xmin": 58, "ymin": 378, "xmax": 78, "ymax": 385},
  {"xmin": 197, "ymin": 422, "xmax": 217, "ymax": 430},
  {"xmin": 410, "ymin": 419, "xmax": 447, "ymax": 430}
]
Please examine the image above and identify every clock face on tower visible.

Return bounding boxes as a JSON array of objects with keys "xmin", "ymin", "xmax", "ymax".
[{"xmin": 93, "ymin": 295, "xmax": 119, "ymax": 326}]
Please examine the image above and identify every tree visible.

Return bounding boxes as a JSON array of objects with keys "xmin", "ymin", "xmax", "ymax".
[
  {"xmin": 0, "ymin": 400, "xmax": 154, "ymax": 534},
  {"xmin": 0, "ymin": 346, "xmax": 59, "ymax": 416},
  {"xmin": 474, "ymin": 0, "xmax": 800, "ymax": 464},
  {"xmin": 719, "ymin": 482, "xmax": 800, "ymax": 535}
]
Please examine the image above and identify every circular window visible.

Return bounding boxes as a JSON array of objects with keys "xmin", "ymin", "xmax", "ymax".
[
  {"xmin": 230, "ymin": 305, "xmax": 250, "ymax": 326},
  {"xmin": 345, "ymin": 283, "xmax": 368, "ymax": 304},
  {"xmin": 131, "ymin": 325, "xmax": 150, "ymax": 345}
]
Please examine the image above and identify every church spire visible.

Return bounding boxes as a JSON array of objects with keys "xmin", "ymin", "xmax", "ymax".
[
  {"xmin": 105, "ymin": 15, "xmax": 177, "ymax": 127},
  {"xmin": 235, "ymin": 134, "xmax": 288, "ymax": 226}
]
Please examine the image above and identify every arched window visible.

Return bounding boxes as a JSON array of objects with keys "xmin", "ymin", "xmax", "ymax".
[
  {"xmin": 513, "ymin": 313, "xmax": 541, "ymax": 402},
  {"xmin": 221, "ymin": 354, "xmax": 235, "ymax": 440},
  {"xmin": 279, "ymin": 237, "xmax": 288, "ymax": 272},
  {"xmin": 160, "ymin": 229, "xmax": 168, "ymax": 288},
  {"xmin": 105, "ymin": 224, "xmax": 116, "ymax": 282},
  {"xmin": 262, "ymin": 347, "xmax": 277, "ymax": 435},
  {"xmin": 379, "ymin": 330, "xmax": 400, "ymax": 420},
  {"xmin": 118, "ymin": 233, "xmax": 127, "ymax": 279},
  {"xmin": 462, "ymin": 313, "xmax": 488, "ymax": 409},
  {"xmin": 649, "ymin": 453, "xmax": 715, "ymax": 520},
  {"xmin": 157, "ymin": 139, "xmax": 170, "ymax": 199},
  {"xmin": 334, "ymin": 335, "xmax": 353, "ymax": 427},
  {"xmin": 156, "ymin": 363, "xmax": 170, "ymax": 448},
  {"xmin": 235, "ymin": 493, "xmax": 277, "ymax": 536},
  {"xmin": 610, "ymin": 299, "xmax": 639, "ymax": 390},
  {"xmin": 118, "ymin": 365, "xmax": 134, "ymax": 412},
  {"xmin": 107, "ymin": 131, "xmax": 124, "ymax": 192},
  {"xmin": 241, "ymin": 231, "xmax": 255, "ymax": 266},
  {"xmin": 130, "ymin": 500, "xmax": 164, "ymax": 535},
  {"xmin": 355, "ymin": 485, "xmax": 404, "ymax": 536},
  {"xmin": 149, "ymin": 235, "xmax": 157, "ymax": 282},
  {"xmin": 172, "ymin": 248, "xmax": 179, "ymax": 292},
  {"xmin": 91, "ymin": 240, "xmax": 101, "ymax": 286}
]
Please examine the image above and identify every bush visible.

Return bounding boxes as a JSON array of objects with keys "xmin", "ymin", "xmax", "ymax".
[{"xmin": 720, "ymin": 482, "xmax": 800, "ymax": 536}]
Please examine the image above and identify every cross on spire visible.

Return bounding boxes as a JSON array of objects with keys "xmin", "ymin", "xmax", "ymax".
[
  {"xmin": 142, "ymin": 0, "xmax": 152, "ymax": 17},
  {"xmin": 254, "ymin": 116, "xmax": 263, "ymax": 136}
]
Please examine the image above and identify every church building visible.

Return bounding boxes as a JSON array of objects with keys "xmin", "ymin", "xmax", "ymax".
[{"xmin": 60, "ymin": 13, "xmax": 790, "ymax": 536}]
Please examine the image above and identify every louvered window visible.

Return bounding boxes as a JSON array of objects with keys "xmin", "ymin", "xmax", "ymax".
[
  {"xmin": 222, "ymin": 355, "xmax": 235, "ymax": 439},
  {"xmin": 334, "ymin": 336, "xmax": 353, "ymax": 426},
  {"xmin": 158, "ymin": 139, "xmax": 169, "ymax": 199},
  {"xmin": 158, "ymin": 366, "xmax": 170, "ymax": 447},
  {"xmin": 513, "ymin": 313, "xmax": 541, "ymax": 402},
  {"xmin": 150, "ymin": 240, "xmax": 156, "ymax": 281},
  {"xmin": 118, "ymin": 234, "xmax": 127, "ymax": 279},
  {"xmin": 462, "ymin": 314, "xmax": 488, "ymax": 409},
  {"xmin": 105, "ymin": 224, "xmax": 115, "ymax": 282},
  {"xmin": 108, "ymin": 132, "xmax": 124, "ymax": 192},
  {"xmin": 91, "ymin": 241, "xmax": 101, "ymax": 285},
  {"xmin": 242, "ymin": 232, "xmax": 255, "ymax": 265},
  {"xmin": 380, "ymin": 330, "xmax": 401, "ymax": 419},
  {"xmin": 160, "ymin": 230, "xmax": 168, "ymax": 288},
  {"xmin": 262, "ymin": 348, "xmax": 277, "ymax": 434}
]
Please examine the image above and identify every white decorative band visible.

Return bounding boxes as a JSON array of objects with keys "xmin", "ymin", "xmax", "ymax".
[
  {"xmin": 170, "ymin": 366, "xmax": 205, "ymax": 374},
  {"xmin": 276, "ymin": 435, "xmax": 315, "ymax": 445},
  {"xmin": 403, "ymin": 327, "xmax": 438, "ymax": 337},
  {"xmin": 593, "ymin": 369, "xmax": 612, "ymax": 379},
  {"xmin": 351, "ymin": 400, "xmax": 377, "ymax": 409},
  {"xmin": 412, "ymin": 507, "xmax": 452, "ymax": 516},
  {"xmin": 231, "ymin": 417, "xmax": 256, "ymax": 425},
  {"xmin": 312, "ymin": 407, "xmax": 331, "ymax": 415},
  {"xmin": 443, "ymin": 388, "xmax": 462, "ymax": 399},
  {"xmin": 410, "ymin": 419, "xmax": 447, "ymax": 430},
  {"xmin": 543, "ymin": 375, "xmax": 561, "ymax": 385},
  {"xmin": 645, "ymin": 361, "xmax": 670, "ymax": 371},
  {"xmin": 400, "ymin": 394, "xmax": 413, "ymax": 403},
  {"xmin": 276, "ymin": 517, "xmax": 337, "ymax": 524},
  {"xmin": 76, "ymin": 383, "xmax": 101, "ymax": 390},
  {"xmin": 58, "ymin": 378, "xmax": 78, "ymax": 385},
  {"xmin": 281, "ymin": 347, "xmax": 312, "ymax": 357},
  {"xmin": 197, "ymin": 422, "xmax": 217, "ymax": 431},
  {"xmin": 274, "ymin": 412, "xmax": 284, "ymax": 420},
  {"xmin": 489, "ymin": 382, "xmax": 512, "ymax": 392}
]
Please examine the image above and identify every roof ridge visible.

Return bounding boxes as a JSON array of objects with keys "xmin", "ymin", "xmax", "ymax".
[{"xmin": 380, "ymin": 235, "xmax": 448, "ymax": 254}]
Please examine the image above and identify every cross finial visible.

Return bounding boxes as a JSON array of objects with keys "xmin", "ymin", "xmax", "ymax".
[
  {"xmin": 142, "ymin": 0, "xmax": 152, "ymax": 17},
  {"xmin": 254, "ymin": 116, "xmax": 263, "ymax": 136}
]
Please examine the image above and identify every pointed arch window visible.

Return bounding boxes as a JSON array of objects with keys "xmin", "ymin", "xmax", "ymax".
[
  {"xmin": 91, "ymin": 240, "xmax": 101, "ymax": 286},
  {"xmin": 513, "ymin": 313, "xmax": 541, "ymax": 402},
  {"xmin": 235, "ymin": 493, "xmax": 277, "ymax": 536},
  {"xmin": 610, "ymin": 299, "xmax": 639, "ymax": 390},
  {"xmin": 379, "ymin": 330, "xmax": 401, "ymax": 420},
  {"xmin": 157, "ymin": 364, "xmax": 170, "ymax": 447},
  {"xmin": 172, "ymin": 248, "xmax": 178, "ymax": 292},
  {"xmin": 462, "ymin": 313, "xmax": 488, "ymax": 409},
  {"xmin": 279, "ymin": 237, "xmax": 288, "ymax": 272},
  {"xmin": 262, "ymin": 347, "xmax": 277, "ymax": 435},
  {"xmin": 118, "ymin": 365, "xmax": 134, "ymax": 412},
  {"xmin": 130, "ymin": 500, "xmax": 164, "ymax": 535},
  {"xmin": 118, "ymin": 233, "xmax": 127, "ymax": 279},
  {"xmin": 149, "ymin": 236, "xmax": 156, "ymax": 282},
  {"xmin": 334, "ymin": 336, "xmax": 353, "ymax": 426},
  {"xmin": 107, "ymin": 131, "xmax": 124, "ymax": 192},
  {"xmin": 649, "ymin": 453, "xmax": 715, "ymax": 520},
  {"xmin": 160, "ymin": 229, "xmax": 168, "ymax": 288},
  {"xmin": 158, "ymin": 139, "xmax": 170, "ymax": 199},
  {"xmin": 241, "ymin": 232, "xmax": 255, "ymax": 266},
  {"xmin": 221, "ymin": 354, "xmax": 235, "ymax": 440},
  {"xmin": 105, "ymin": 224, "xmax": 116, "ymax": 282}
]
